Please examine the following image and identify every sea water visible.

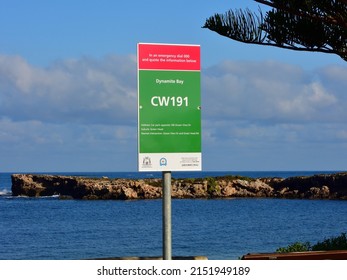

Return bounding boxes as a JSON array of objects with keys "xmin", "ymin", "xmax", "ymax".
[{"xmin": 0, "ymin": 171, "xmax": 346, "ymax": 260}]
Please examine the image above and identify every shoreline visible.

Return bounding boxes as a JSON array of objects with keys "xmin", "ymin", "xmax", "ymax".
[{"xmin": 11, "ymin": 172, "xmax": 347, "ymax": 200}]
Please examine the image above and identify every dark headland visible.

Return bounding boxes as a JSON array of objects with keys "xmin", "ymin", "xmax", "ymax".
[{"xmin": 11, "ymin": 172, "xmax": 347, "ymax": 200}]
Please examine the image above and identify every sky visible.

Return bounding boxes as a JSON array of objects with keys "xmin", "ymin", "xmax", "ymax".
[{"xmin": 1, "ymin": 0, "xmax": 346, "ymax": 172}]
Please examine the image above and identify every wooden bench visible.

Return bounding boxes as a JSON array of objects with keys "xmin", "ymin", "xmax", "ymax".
[
  {"xmin": 91, "ymin": 255, "xmax": 208, "ymax": 260},
  {"xmin": 242, "ymin": 250, "xmax": 347, "ymax": 260}
]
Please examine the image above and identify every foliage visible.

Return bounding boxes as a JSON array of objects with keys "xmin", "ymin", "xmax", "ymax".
[
  {"xmin": 183, "ymin": 178, "xmax": 196, "ymax": 184},
  {"xmin": 311, "ymin": 232, "xmax": 347, "ymax": 251},
  {"xmin": 203, "ymin": 0, "xmax": 347, "ymax": 61},
  {"xmin": 276, "ymin": 241, "xmax": 311, "ymax": 253},
  {"xmin": 206, "ymin": 177, "xmax": 217, "ymax": 187},
  {"xmin": 206, "ymin": 177, "xmax": 221, "ymax": 196},
  {"xmin": 146, "ymin": 179, "xmax": 162, "ymax": 188},
  {"xmin": 216, "ymin": 175, "xmax": 253, "ymax": 182},
  {"xmin": 276, "ymin": 232, "xmax": 347, "ymax": 252}
]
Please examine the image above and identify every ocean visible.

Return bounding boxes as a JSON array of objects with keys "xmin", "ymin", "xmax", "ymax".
[{"xmin": 0, "ymin": 171, "xmax": 346, "ymax": 260}]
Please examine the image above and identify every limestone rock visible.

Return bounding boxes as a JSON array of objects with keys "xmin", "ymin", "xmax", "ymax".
[{"xmin": 10, "ymin": 172, "xmax": 347, "ymax": 200}]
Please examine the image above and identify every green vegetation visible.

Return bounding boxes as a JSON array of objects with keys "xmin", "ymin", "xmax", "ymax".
[
  {"xmin": 215, "ymin": 175, "xmax": 253, "ymax": 181},
  {"xmin": 205, "ymin": 177, "xmax": 221, "ymax": 197},
  {"xmin": 206, "ymin": 177, "xmax": 217, "ymax": 188},
  {"xmin": 182, "ymin": 178, "xmax": 198, "ymax": 184},
  {"xmin": 276, "ymin": 233, "xmax": 347, "ymax": 253},
  {"xmin": 276, "ymin": 242, "xmax": 311, "ymax": 253},
  {"xmin": 312, "ymin": 232, "xmax": 347, "ymax": 251},
  {"xmin": 204, "ymin": 1, "xmax": 347, "ymax": 62},
  {"xmin": 146, "ymin": 179, "xmax": 162, "ymax": 188}
]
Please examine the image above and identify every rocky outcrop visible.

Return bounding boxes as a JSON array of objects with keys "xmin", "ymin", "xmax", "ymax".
[
  {"xmin": 270, "ymin": 173, "xmax": 347, "ymax": 199},
  {"xmin": 11, "ymin": 174, "xmax": 162, "ymax": 199},
  {"xmin": 11, "ymin": 172, "xmax": 347, "ymax": 200}
]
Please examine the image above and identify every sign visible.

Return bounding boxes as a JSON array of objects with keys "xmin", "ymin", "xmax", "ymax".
[{"xmin": 137, "ymin": 43, "xmax": 201, "ymax": 171}]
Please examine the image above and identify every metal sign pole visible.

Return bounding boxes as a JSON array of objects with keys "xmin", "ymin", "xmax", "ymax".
[
  {"xmin": 138, "ymin": 43, "xmax": 201, "ymax": 260},
  {"xmin": 162, "ymin": 171, "xmax": 172, "ymax": 260}
]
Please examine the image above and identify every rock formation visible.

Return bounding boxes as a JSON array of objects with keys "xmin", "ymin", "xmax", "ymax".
[{"xmin": 11, "ymin": 172, "xmax": 347, "ymax": 200}]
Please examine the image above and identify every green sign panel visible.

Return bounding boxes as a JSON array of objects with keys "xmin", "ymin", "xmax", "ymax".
[{"xmin": 137, "ymin": 43, "xmax": 201, "ymax": 171}]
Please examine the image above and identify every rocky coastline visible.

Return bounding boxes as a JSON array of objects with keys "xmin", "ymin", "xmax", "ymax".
[{"xmin": 11, "ymin": 172, "xmax": 347, "ymax": 200}]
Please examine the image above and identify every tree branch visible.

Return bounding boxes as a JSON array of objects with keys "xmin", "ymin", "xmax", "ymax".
[
  {"xmin": 212, "ymin": 25, "xmax": 340, "ymax": 55},
  {"xmin": 203, "ymin": 1, "xmax": 347, "ymax": 61},
  {"xmin": 254, "ymin": 0, "xmax": 347, "ymax": 29}
]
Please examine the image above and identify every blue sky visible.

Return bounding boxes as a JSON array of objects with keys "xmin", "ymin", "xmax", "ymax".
[{"xmin": 1, "ymin": 0, "xmax": 346, "ymax": 172}]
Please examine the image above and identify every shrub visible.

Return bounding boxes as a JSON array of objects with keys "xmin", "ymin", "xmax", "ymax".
[
  {"xmin": 218, "ymin": 175, "xmax": 252, "ymax": 181},
  {"xmin": 276, "ymin": 242, "xmax": 311, "ymax": 253},
  {"xmin": 312, "ymin": 233, "xmax": 347, "ymax": 251},
  {"xmin": 276, "ymin": 232, "xmax": 347, "ymax": 253},
  {"xmin": 205, "ymin": 177, "xmax": 217, "ymax": 187},
  {"xmin": 206, "ymin": 177, "xmax": 221, "ymax": 196}
]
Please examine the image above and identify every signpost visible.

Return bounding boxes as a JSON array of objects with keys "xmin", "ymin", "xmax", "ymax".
[{"xmin": 137, "ymin": 43, "xmax": 201, "ymax": 259}]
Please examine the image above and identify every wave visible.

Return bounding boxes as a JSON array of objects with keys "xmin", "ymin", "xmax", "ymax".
[
  {"xmin": 41, "ymin": 194, "xmax": 60, "ymax": 199},
  {"xmin": 0, "ymin": 189, "xmax": 12, "ymax": 196},
  {"xmin": 4, "ymin": 194, "xmax": 60, "ymax": 200}
]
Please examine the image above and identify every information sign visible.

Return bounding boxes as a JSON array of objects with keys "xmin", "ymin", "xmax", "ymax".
[{"xmin": 137, "ymin": 43, "xmax": 201, "ymax": 171}]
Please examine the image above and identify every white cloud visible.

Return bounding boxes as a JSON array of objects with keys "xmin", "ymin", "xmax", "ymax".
[
  {"xmin": 0, "ymin": 54, "xmax": 137, "ymax": 125},
  {"xmin": 1, "ymin": 54, "xmax": 346, "ymax": 171},
  {"xmin": 202, "ymin": 60, "xmax": 345, "ymax": 123},
  {"xmin": 2, "ymin": 55, "xmax": 344, "ymax": 127}
]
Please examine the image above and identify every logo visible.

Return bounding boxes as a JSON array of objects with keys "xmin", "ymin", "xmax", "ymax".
[
  {"xmin": 142, "ymin": 156, "xmax": 152, "ymax": 168},
  {"xmin": 160, "ymin": 158, "xmax": 167, "ymax": 166}
]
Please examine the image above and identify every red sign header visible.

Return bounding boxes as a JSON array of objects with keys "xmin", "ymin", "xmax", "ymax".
[{"xmin": 138, "ymin": 43, "xmax": 200, "ymax": 71}]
